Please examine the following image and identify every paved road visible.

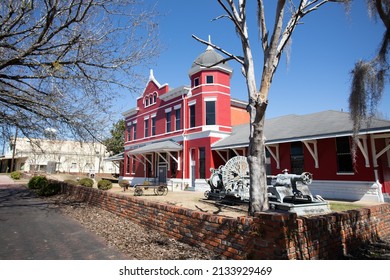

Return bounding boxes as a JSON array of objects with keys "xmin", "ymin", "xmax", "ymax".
[{"xmin": 0, "ymin": 176, "xmax": 127, "ymax": 260}]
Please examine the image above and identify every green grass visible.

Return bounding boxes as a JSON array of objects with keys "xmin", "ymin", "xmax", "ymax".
[{"xmin": 329, "ymin": 202, "xmax": 366, "ymax": 212}]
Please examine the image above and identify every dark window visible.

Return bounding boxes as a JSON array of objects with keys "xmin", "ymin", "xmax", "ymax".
[
  {"xmin": 166, "ymin": 111, "xmax": 171, "ymax": 132},
  {"xmin": 159, "ymin": 152, "xmax": 166, "ymax": 164},
  {"xmin": 194, "ymin": 77, "xmax": 199, "ymax": 87},
  {"xmin": 146, "ymin": 154, "xmax": 153, "ymax": 177},
  {"xmin": 151, "ymin": 117, "xmax": 156, "ymax": 136},
  {"xmin": 133, "ymin": 123, "xmax": 137, "ymax": 140},
  {"xmin": 171, "ymin": 152, "xmax": 178, "ymax": 178},
  {"xmin": 144, "ymin": 119, "xmax": 149, "ymax": 137},
  {"xmin": 145, "ymin": 94, "xmax": 157, "ymax": 107},
  {"xmin": 189, "ymin": 105, "xmax": 196, "ymax": 128},
  {"xmin": 175, "ymin": 108, "xmax": 181, "ymax": 130},
  {"xmin": 206, "ymin": 101, "xmax": 216, "ymax": 125},
  {"xmin": 127, "ymin": 127, "xmax": 131, "ymax": 141},
  {"xmin": 126, "ymin": 155, "xmax": 130, "ymax": 174},
  {"xmin": 199, "ymin": 147, "xmax": 206, "ymax": 179},
  {"xmin": 206, "ymin": 75, "xmax": 214, "ymax": 84},
  {"xmin": 132, "ymin": 156, "xmax": 136, "ymax": 174},
  {"xmin": 290, "ymin": 142, "xmax": 304, "ymax": 174},
  {"xmin": 336, "ymin": 137, "xmax": 353, "ymax": 173},
  {"xmin": 265, "ymin": 148, "xmax": 271, "ymax": 176}
]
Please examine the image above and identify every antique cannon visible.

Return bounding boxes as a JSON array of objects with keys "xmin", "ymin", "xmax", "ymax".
[
  {"xmin": 266, "ymin": 169, "xmax": 331, "ymax": 214},
  {"xmin": 267, "ymin": 169, "xmax": 314, "ymax": 203}
]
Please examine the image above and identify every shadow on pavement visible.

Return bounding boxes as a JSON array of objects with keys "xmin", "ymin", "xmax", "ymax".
[{"xmin": 0, "ymin": 184, "xmax": 127, "ymax": 260}]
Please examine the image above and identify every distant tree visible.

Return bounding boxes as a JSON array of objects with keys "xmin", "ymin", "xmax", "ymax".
[
  {"xmin": 349, "ymin": 0, "xmax": 389, "ymax": 158},
  {"xmin": 0, "ymin": 0, "xmax": 159, "ymax": 141},
  {"xmin": 194, "ymin": 0, "xmax": 349, "ymax": 215},
  {"xmin": 103, "ymin": 119, "xmax": 125, "ymax": 155}
]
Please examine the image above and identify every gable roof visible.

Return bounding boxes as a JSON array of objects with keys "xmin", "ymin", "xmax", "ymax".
[{"xmin": 212, "ymin": 110, "xmax": 390, "ymax": 150}]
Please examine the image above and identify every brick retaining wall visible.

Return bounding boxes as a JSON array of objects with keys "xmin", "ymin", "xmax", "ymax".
[{"xmin": 60, "ymin": 183, "xmax": 390, "ymax": 259}]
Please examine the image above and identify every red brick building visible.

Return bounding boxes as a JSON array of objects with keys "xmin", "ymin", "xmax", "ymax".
[
  {"xmin": 122, "ymin": 46, "xmax": 390, "ymax": 202},
  {"xmin": 213, "ymin": 111, "xmax": 390, "ymax": 202},
  {"xmin": 122, "ymin": 45, "xmax": 249, "ymax": 191}
]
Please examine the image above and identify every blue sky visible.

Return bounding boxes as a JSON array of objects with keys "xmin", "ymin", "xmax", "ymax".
[{"xmin": 118, "ymin": 0, "xmax": 389, "ymax": 120}]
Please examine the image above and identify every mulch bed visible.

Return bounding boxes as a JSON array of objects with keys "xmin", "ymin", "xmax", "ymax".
[
  {"xmin": 44, "ymin": 193, "xmax": 390, "ymax": 260},
  {"xmin": 44, "ymin": 193, "xmax": 219, "ymax": 260}
]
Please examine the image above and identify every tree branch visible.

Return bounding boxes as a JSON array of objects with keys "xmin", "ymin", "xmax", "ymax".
[
  {"xmin": 217, "ymin": 0, "xmax": 247, "ymax": 41},
  {"xmin": 192, "ymin": 34, "xmax": 245, "ymax": 65},
  {"xmin": 0, "ymin": 0, "xmax": 160, "ymax": 140},
  {"xmin": 375, "ymin": 0, "xmax": 390, "ymax": 30},
  {"xmin": 257, "ymin": 0, "xmax": 268, "ymax": 52}
]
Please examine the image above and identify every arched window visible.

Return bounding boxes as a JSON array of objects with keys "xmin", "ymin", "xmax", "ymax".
[{"xmin": 144, "ymin": 92, "xmax": 158, "ymax": 107}]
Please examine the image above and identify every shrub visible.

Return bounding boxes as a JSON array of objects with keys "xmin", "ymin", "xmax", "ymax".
[
  {"xmin": 119, "ymin": 180, "xmax": 130, "ymax": 189},
  {"xmin": 79, "ymin": 177, "xmax": 94, "ymax": 188},
  {"xmin": 10, "ymin": 171, "xmax": 22, "ymax": 180},
  {"xmin": 37, "ymin": 181, "xmax": 62, "ymax": 197},
  {"xmin": 28, "ymin": 176, "xmax": 48, "ymax": 190},
  {"xmin": 97, "ymin": 179, "xmax": 112, "ymax": 190},
  {"xmin": 63, "ymin": 179, "xmax": 78, "ymax": 186}
]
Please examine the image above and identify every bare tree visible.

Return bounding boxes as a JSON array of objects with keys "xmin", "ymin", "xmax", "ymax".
[
  {"xmin": 194, "ymin": 0, "xmax": 349, "ymax": 215},
  {"xmin": 0, "ymin": 0, "xmax": 160, "ymax": 142},
  {"xmin": 349, "ymin": 0, "xmax": 389, "ymax": 160}
]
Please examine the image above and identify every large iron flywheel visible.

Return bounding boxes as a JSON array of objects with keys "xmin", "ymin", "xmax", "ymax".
[{"xmin": 221, "ymin": 156, "xmax": 250, "ymax": 193}]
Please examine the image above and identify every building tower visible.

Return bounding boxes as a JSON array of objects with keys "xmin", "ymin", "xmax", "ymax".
[
  {"xmin": 188, "ymin": 43, "xmax": 233, "ymax": 130},
  {"xmin": 184, "ymin": 42, "xmax": 234, "ymax": 189}
]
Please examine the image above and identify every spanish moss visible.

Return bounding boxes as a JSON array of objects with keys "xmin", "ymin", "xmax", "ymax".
[{"xmin": 349, "ymin": 0, "xmax": 389, "ymax": 165}]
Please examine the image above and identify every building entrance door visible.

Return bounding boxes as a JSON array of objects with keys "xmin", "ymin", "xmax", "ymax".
[{"xmin": 158, "ymin": 165, "xmax": 167, "ymax": 184}]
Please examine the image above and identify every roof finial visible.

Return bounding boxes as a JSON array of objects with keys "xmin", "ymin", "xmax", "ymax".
[
  {"xmin": 149, "ymin": 69, "xmax": 154, "ymax": 80},
  {"xmin": 206, "ymin": 35, "xmax": 213, "ymax": 50}
]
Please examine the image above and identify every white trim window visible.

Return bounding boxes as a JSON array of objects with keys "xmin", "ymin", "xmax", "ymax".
[
  {"xmin": 194, "ymin": 77, "xmax": 200, "ymax": 87},
  {"xmin": 144, "ymin": 118, "xmax": 149, "ymax": 138},
  {"xmin": 175, "ymin": 108, "xmax": 181, "ymax": 130},
  {"xmin": 165, "ymin": 108, "xmax": 172, "ymax": 133},
  {"xmin": 205, "ymin": 100, "xmax": 216, "ymax": 125},
  {"xmin": 133, "ymin": 122, "xmax": 137, "ymax": 140},
  {"xmin": 151, "ymin": 117, "xmax": 156, "ymax": 136},
  {"xmin": 189, "ymin": 104, "xmax": 196, "ymax": 128},
  {"xmin": 336, "ymin": 136, "xmax": 353, "ymax": 174},
  {"xmin": 206, "ymin": 75, "xmax": 214, "ymax": 84}
]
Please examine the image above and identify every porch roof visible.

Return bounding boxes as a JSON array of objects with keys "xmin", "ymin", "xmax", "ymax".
[
  {"xmin": 0, "ymin": 155, "xmax": 28, "ymax": 160},
  {"xmin": 128, "ymin": 140, "xmax": 182, "ymax": 155},
  {"xmin": 104, "ymin": 152, "xmax": 124, "ymax": 162}
]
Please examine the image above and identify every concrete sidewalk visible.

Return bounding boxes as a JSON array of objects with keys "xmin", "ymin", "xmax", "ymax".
[
  {"xmin": 0, "ymin": 178, "xmax": 127, "ymax": 260},
  {"xmin": 0, "ymin": 174, "xmax": 17, "ymax": 185}
]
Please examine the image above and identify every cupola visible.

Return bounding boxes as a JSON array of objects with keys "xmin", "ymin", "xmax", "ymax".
[{"xmin": 188, "ymin": 37, "xmax": 233, "ymax": 77}]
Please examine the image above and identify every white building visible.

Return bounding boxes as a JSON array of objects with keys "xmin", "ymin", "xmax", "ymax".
[{"xmin": 0, "ymin": 137, "xmax": 118, "ymax": 175}]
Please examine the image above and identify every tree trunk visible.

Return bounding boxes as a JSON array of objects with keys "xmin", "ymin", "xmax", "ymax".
[
  {"xmin": 242, "ymin": 33, "xmax": 271, "ymax": 215},
  {"xmin": 247, "ymin": 100, "xmax": 269, "ymax": 215}
]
